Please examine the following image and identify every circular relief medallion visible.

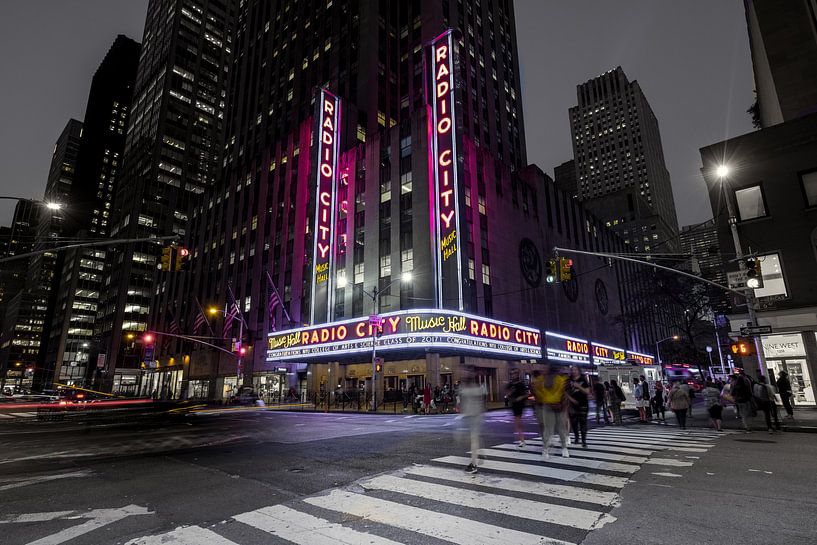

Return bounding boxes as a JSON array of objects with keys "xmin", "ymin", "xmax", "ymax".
[
  {"xmin": 562, "ymin": 274, "xmax": 579, "ymax": 303},
  {"xmin": 595, "ymin": 279, "xmax": 609, "ymax": 315},
  {"xmin": 518, "ymin": 238, "xmax": 542, "ymax": 288}
]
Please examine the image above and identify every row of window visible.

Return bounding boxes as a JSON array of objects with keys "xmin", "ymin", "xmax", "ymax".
[{"xmin": 733, "ymin": 170, "xmax": 817, "ymax": 221}]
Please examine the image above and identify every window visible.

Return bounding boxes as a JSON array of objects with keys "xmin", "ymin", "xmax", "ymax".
[
  {"xmin": 754, "ymin": 252, "xmax": 787, "ymax": 299},
  {"xmin": 734, "ymin": 185, "xmax": 767, "ymax": 220},
  {"xmin": 800, "ymin": 170, "xmax": 817, "ymax": 207}
]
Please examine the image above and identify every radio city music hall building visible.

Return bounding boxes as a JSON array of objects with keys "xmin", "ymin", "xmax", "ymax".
[{"xmin": 149, "ymin": 0, "xmax": 654, "ymax": 402}]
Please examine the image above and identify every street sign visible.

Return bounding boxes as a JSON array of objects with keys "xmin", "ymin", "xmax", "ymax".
[
  {"xmin": 143, "ymin": 346, "xmax": 154, "ymax": 366},
  {"xmin": 740, "ymin": 325, "xmax": 773, "ymax": 336},
  {"xmin": 727, "ymin": 270, "xmax": 750, "ymax": 290},
  {"xmin": 96, "ymin": 354, "xmax": 106, "ymax": 369}
]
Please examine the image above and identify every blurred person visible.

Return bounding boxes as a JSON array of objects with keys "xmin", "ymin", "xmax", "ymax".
[
  {"xmin": 507, "ymin": 374, "xmax": 529, "ymax": 447},
  {"xmin": 567, "ymin": 366, "xmax": 590, "ymax": 447},
  {"xmin": 531, "ymin": 364, "xmax": 569, "ymax": 459},
  {"xmin": 731, "ymin": 371, "xmax": 754, "ymax": 431},
  {"xmin": 608, "ymin": 379, "xmax": 625, "ymax": 425},
  {"xmin": 633, "ymin": 378, "xmax": 647, "ymax": 423},
  {"xmin": 592, "ymin": 377, "xmax": 609, "ymax": 424},
  {"xmin": 640, "ymin": 375, "xmax": 653, "ymax": 420},
  {"xmin": 460, "ymin": 370, "xmax": 487, "ymax": 474},
  {"xmin": 652, "ymin": 380, "xmax": 666, "ymax": 422},
  {"xmin": 776, "ymin": 371, "xmax": 794, "ymax": 418},
  {"xmin": 702, "ymin": 379, "xmax": 723, "ymax": 431},
  {"xmin": 753, "ymin": 375, "xmax": 780, "ymax": 434},
  {"xmin": 668, "ymin": 381, "xmax": 691, "ymax": 430}
]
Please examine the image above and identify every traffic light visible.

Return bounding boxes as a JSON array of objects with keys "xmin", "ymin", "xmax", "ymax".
[
  {"xmin": 160, "ymin": 247, "xmax": 173, "ymax": 271},
  {"xmin": 559, "ymin": 257, "xmax": 574, "ymax": 282},
  {"xmin": 175, "ymin": 247, "xmax": 190, "ymax": 271},
  {"xmin": 730, "ymin": 338, "xmax": 755, "ymax": 356},
  {"xmin": 375, "ymin": 362, "xmax": 382, "ymax": 373},
  {"xmin": 143, "ymin": 333, "xmax": 155, "ymax": 345},
  {"xmin": 745, "ymin": 257, "xmax": 763, "ymax": 289},
  {"xmin": 545, "ymin": 259, "xmax": 558, "ymax": 283}
]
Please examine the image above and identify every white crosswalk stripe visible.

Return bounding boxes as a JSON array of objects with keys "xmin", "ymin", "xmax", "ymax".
[{"xmin": 126, "ymin": 426, "xmax": 724, "ymax": 545}]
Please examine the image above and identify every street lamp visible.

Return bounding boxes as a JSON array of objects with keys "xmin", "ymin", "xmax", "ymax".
[
  {"xmin": 347, "ymin": 271, "xmax": 414, "ymax": 411},
  {"xmin": 208, "ymin": 306, "xmax": 246, "ymax": 393},
  {"xmin": 715, "ymin": 165, "xmax": 768, "ymax": 377},
  {"xmin": 656, "ymin": 335, "xmax": 679, "ymax": 377}
]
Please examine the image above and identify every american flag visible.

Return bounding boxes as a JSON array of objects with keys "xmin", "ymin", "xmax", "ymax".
[
  {"xmin": 193, "ymin": 301, "xmax": 210, "ymax": 336},
  {"xmin": 222, "ymin": 289, "xmax": 241, "ymax": 339},
  {"xmin": 266, "ymin": 272, "xmax": 282, "ymax": 331},
  {"xmin": 168, "ymin": 310, "xmax": 180, "ymax": 335}
]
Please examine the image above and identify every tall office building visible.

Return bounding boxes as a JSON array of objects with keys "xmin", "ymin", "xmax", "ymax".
[
  {"xmin": 553, "ymin": 159, "xmax": 577, "ymax": 198},
  {"xmin": 745, "ymin": 0, "xmax": 817, "ymax": 128},
  {"xmin": 568, "ymin": 67, "xmax": 679, "ymax": 252},
  {"xmin": 98, "ymin": 0, "xmax": 237, "ymax": 391},
  {"xmin": 42, "ymin": 36, "xmax": 140, "ymax": 388}
]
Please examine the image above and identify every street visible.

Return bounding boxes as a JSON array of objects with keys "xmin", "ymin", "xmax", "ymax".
[{"xmin": 2, "ymin": 408, "xmax": 814, "ymax": 545}]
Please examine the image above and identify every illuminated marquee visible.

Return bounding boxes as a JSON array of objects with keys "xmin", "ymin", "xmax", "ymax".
[
  {"xmin": 591, "ymin": 342, "xmax": 626, "ymax": 366},
  {"xmin": 545, "ymin": 331, "xmax": 591, "ymax": 366},
  {"xmin": 626, "ymin": 350, "xmax": 656, "ymax": 366},
  {"xmin": 310, "ymin": 88, "xmax": 341, "ymax": 324},
  {"xmin": 429, "ymin": 29, "xmax": 465, "ymax": 311},
  {"xmin": 266, "ymin": 309, "xmax": 541, "ymax": 361}
]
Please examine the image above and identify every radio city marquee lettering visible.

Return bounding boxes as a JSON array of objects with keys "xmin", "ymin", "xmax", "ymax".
[
  {"xmin": 266, "ymin": 309, "xmax": 541, "ymax": 361},
  {"xmin": 626, "ymin": 351, "xmax": 656, "ymax": 366},
  {"xmin": 591, "ymin": 343, "xmax": 626, "ymax": 366},
  {"xmin": 429, "ymin": 30, "xmax": 465, "ymax": 311},
  {"xmin": 310, "ymin": 88, "xmax": 341, "ymax": 324},
  {"xmin": 545, "ymin": 331, "xmax": 591, "ymax": 366}
]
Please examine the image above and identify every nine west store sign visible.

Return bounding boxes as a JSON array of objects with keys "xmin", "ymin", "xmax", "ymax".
[{"xmin": 267, "ymin": 309, "xmax": 542, "ymax": 361}]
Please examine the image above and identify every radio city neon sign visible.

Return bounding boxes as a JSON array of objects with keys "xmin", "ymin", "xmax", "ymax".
[{"xmin": 313, "ymin": 90, "xmax": 339, "ymax": 285}]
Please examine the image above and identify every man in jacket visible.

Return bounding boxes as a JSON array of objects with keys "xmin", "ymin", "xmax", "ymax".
[
  {"xmin": 731, "ymin": 371, "xmax": 754, "ymax": 431},
  {"xmin": 777, "ymin": 370, "xmax": 794, "ymax": 418},
  {"xmin": 531, "ymin": 364, "xmax": 569, "ymax": 460}
]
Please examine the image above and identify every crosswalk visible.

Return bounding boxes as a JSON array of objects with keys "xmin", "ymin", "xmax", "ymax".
[
  {"xmin": 0, "ymin": 412, "xmax": 38, "ymax": 419},
  {"xmin": 126, "ymin": 427, "xmax": 727, "ymax": 545}
]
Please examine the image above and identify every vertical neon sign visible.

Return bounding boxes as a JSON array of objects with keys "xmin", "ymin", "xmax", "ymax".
[
  {"xmin": 310, "ymin": 88, "xmax": 341, "ymax": 324},
  {"xmin": 429, "ymin": 29, "xmax": 464, "ymax": 311}
]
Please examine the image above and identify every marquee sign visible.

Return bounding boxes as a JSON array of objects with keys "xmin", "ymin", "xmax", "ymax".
[
  {"xmin": 591, "ymin": 342, "xmax": 626, "ymax": 366},
  {"xmin": 266, "ymin": 309, "xmax": 541, "ymax": 361},
  {"xmin": 626, "ymin": 350, "xmax": 656, "ymax": 366},
  {"xmin": 310, "ymin": 88, "xmax": 341, "ymax": 324},
  {"xmin": 429, "ymin": 29, "xmax": 466, "ymax": 311},
  {"xmin": 545, "ymin": 331, "xmax": 591, "ymax": 366}
]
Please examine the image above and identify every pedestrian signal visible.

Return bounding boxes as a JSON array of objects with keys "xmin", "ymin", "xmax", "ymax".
[
  {"xmin": 545, "ymin": 259, "xmax": 558, "ymax": 283},
  {"xmin": 175, "ymin": 247, "xmax": 190, "ymax": 271},
  {"xmin": 730, "ymin": 339, "xmax": 754, "ymax": 356},
  {"xmin": 559, "ymin": 257, "xmax": 574, "ymax": 282}
]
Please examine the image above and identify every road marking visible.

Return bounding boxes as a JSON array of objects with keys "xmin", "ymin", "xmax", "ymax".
[
  {"xmin": 587, "ymin": 432, "xmax": 713, "ymax": 447},
  {"xmin": 9, "ymin": 505, "xmax": 153, "ymax": 545},
  {"xmin": 433, "ymin": 456, "xmax": 629, "ymax": 488},
  {"xmin": 0, "ymin": 470, "xmax": 92, "ymax": 491},
  {"xmin": 645, "ymin": 458, "xmax": 694, "ymax": 467},
  {"xmin": 0, "ymin": 414, "xmax": 13, "ymax": 419},
  {"xmin": 360, "ymin": 474, "xmax": 616, "ymax": 530},
  {"xmin": 492, "ymin": 443, "xmax": 647, "ymax": 464},
  {"xmin": 0, "ymin": 511, "xmax": 76, "ymax": 524},
  {"xmin": 305, "ymin": 489, "xmax": 576, "ymax": 545},
  {"xmin": 477, "ymin": 448, "xmax": 640, "ymax": 474},
  {"xmin": 526, "ymin": 439, "xmax": 655, "ymax": 456},
  {"xmin": 402, "ymin": 465, "xmax": 620, "ymax": 506},
  {"xmin": 235, "ymin": 504, "xmax": 404, "ymax": 545},
  {"xmin": 556, "ymin": 438, "xmax": 709, "ymax": 453},
  {"xmin": 125, "ymin": 525, "xmax": 240, "ymax": 545},
  {"xmin": 651, "ymin": 472, "xmax": 683, "ymax": 478},
  {"xmin": 9, "ymin": 412, "xmax": 37, "ymax": 417}
]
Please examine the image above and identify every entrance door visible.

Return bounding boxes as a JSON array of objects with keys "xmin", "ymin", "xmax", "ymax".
[{"xmin": 783, "ymin": 359, "xmax": 815, "ymax": 405}]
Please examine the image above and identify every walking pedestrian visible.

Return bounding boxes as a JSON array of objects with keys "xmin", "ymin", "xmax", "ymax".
[
  {"xmin": 633, "ymin": 378, "xmax": 648, "ymax": 423},
  {"xmin": 422, "ymin": 383, "xmax": 432, "ymax": 414},
  {"xmin": 652, "ymin": 380, "xmax": 666, "ymax": 422},
  {"xmin": 460, "ymin": 371, "xmax": 486, "ymax": 474},
  {"xmin": 609, "ymin": 379, "xmax": 625, "ymax": 425},
  {"xmin": 603, "ymin": 381, "xmax": 615, "ymax": 422},
  {"xmin": 531, "ymin": 364, "xmax": 570, "ymax": 459},
  {"xmin": 731, "ymin": 371, "xmax": 755, "ymax": 431},
  {"xmin": 640, "ymin": 375, "xmax": 653, "ymax": 420},
  {"xmin": 753, "ymin": 375, "xmax": 780, "ymax": 433},
  {"xmin": 567, "ymin": 366, "xmax": 590, "ymax": 447},
  {"xmin": 702, "ymin": 379, "xmax": 723, "ymax": 431},
  {"xmin": 592, "ymin": 377, "xmax": 609, "ymax": 424},
  {"xmin": 776, "ymin": 370, "xmax": 795, "ymax": 418},
  {"xmin": 507, "ymin": 375, "xmax": 529, "ymax": 447},
  {"xmin": 668, "ymin": 381, "xmax": 691, "ymax": 429}
]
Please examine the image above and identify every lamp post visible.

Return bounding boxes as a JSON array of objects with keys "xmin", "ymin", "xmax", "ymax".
[
  {"xmin": 715, "ymin": 165, "xmax": 768, "ymax": 377},
  {"xmin": 339, "ymin": 271, "xmax": 413, "ymax": 411},
  {"xmin": 210, "ymin": 307, "xmax": 245, "ymax": 395},
  {"xmin": 655, "ymin": 335, "xmax": 679, "ymax": 378}
]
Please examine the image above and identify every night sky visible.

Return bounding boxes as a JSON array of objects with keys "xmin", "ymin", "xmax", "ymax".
[{"xmin": 0, "ymin": 0, "xmax": 754, "ymax": 229}]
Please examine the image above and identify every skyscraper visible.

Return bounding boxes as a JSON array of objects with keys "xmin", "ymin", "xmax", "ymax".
[
  {"xmin": 745, "ymin": 0, "xmax": 817, "ymax": 128},
  {"xmin": 568, "ymin": 67, "xmax": 679, "ymax": 252},
  {"xmin": 98, "ymin": 0, "xmax": 237, "ymax": 392},
  {"xmin": 42, "ymin": 36, "xmax": 141, "ymax": 388}
]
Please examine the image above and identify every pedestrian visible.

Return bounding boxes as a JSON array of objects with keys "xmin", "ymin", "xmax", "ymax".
[
  {"xmin": 566, "ymin": 366, "xmax": 590, "ymax": 447},
  {"xmin": 640, "ymin": 375, "xmax": 653, "ymax": 420},
  {"xmin": 422, "ymin": 383, "xmax": 432, "ymax": 414},
  {"xmin": 609, "ymin": 379, "xmax": 625, "ymax": 425},
  {"xmin": 652, "ymin": 380, "xmax": 666, "ymax": 422},
  {"xmin": 633, "ymin": 378, "xmax": 647, "ymax": 423},
  {"xmin": 531, "ymin": 364, "xmax": 570, "ymax": 459},
  {"xmin": 603, "ymin": 381, "xmax": 614, "ymax": 422},
  {"xmin": 592, "ymin": 377, "xmax": 609, "ymax": 424},
  {"xmin": 776, "ymin": 370, "xmax": 795, "ymax": 418},
  {"xmin": 459, "ymin": 371, "xmax": 486, "ymax": 474},
  {"xmin": 668, "ymin": 381, "xmax": 691, "ymax": 429},
  {"xmin": 753, "ymin": 375, "xmax": 780, "ymax": 433},
  {"xmin": 507, "ymin": 375, "xmax": 529, "ymax": 447},
  {"xmin": 731, "ymin": 371, "xmax": 755, "ymax": 431},
  {"xmin": 702, "ymin": 379, "xmax": 723, "ymax": 432}
]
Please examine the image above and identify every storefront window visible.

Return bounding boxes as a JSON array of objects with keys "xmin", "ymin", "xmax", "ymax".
[{"xmin": 762, "ymin": 333, "xmax": 815, "ymax": 406}]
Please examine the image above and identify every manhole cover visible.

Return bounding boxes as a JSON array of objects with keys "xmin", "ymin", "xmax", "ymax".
[{"xmin": 734, "ymin": 439, "xmax": 777, "ymax": 444}]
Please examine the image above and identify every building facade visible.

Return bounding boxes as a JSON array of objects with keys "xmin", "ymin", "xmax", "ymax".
[
  {"xmin": 98, "ymin": 0, "xmax": 236, "ymax": 392},
  {"xmin": 700, "ymin": 111, "xmax": 817, "ymax": 405}
]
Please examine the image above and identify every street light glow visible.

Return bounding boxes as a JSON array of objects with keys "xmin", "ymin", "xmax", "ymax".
[
  {"xmin": 672, "ymin": 335, "xmax": 680, "ymax": 340},
  {"xmin": 716, "ymin": 165, "xmax": 730, "ymax": 178},
  {"xmin": 45, "ymin": 201, "xmax": 63, "ymax": 210},
  {"xmin": 208, "ymin": 307, "xmax": 219, "ymax": 315},
  {"xmin": 336, "ymin": 275, "xmax": 348, "ymax": 288},
  {"xmin": 401, "ymin": 271, "xmax": 413, "ymax": 283}
]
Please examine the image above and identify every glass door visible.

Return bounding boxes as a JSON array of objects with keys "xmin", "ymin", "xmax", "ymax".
[{"xmin": 784, "ymin": 359, "xmax": 815, "ymax": 405}]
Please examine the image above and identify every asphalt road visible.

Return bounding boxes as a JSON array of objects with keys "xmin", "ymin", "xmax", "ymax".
[{"xmin": 0, "ymin": 408, "xmax": 813, "ymax": 545}]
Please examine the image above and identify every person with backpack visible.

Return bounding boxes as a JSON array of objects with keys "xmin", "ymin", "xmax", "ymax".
[
  {"xmin": 608, "ymin": 379, "xmax": 625, "ymax": 425},
  {"xmin": 566, "ymin": 366, "xmax": 591, "ymax": 448},
  {"xmin": 731, "ymin": 371, "xmax": 754, "ymax": 431},
  {"xmin": 776, "ymin": 370, "xmax": 795, "ymax": 418},
  {"xmin": 753, "ymin": 375, "xmax": 780, "ymax": 434},
  {"xmin": 531, "ymin": 364, "xmax": 569, "ymax": 459},
  {"xmin": 652, "ymin": 380, "xmax": 666, "ymax": 422}
]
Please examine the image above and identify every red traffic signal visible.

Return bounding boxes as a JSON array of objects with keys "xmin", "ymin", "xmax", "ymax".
[
  {"xmin": 239, "ymin": 347, "xmax": 247, "ymax": 356},
  {"xmin": 143, "ymin": 333, "xmax": 155, "ymax": 345}
]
